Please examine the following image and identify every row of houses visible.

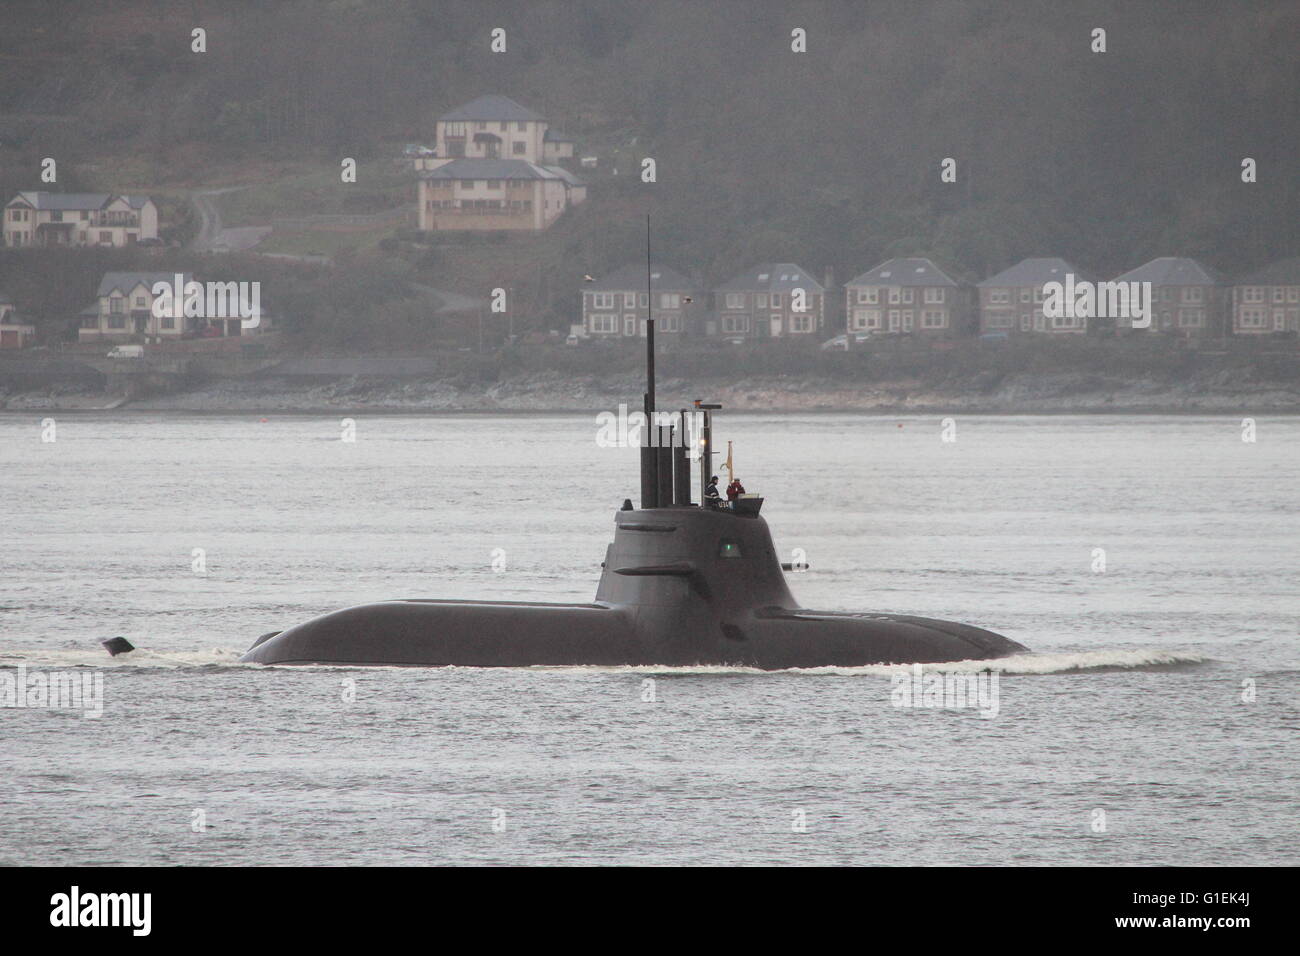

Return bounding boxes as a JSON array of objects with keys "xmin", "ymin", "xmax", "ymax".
[
  {"xmin": 577, "ymin": 256, "xmax": 1300, "ymax": 341},
  {"xmin": 2, "ymin": 192, "xmax": 160, "ymax": 248}
]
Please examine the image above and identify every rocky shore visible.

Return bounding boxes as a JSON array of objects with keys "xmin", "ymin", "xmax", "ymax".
[{"xmin": 4, "ymin": 367, "xmax": 1298, "ymax": 414}]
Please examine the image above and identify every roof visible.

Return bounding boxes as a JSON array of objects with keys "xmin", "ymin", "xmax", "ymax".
[
  {"xmin": 439, "ymin": 95, "xmax": 544, "ymax": 123},
  {"xmin": 845, "ymin": 257, "xmax": 958, "ymax": 288},
  {"xmin": 588, "ymin": 263, "xmax": 696, "ymax": 292},
  {"xmin": 11, "ymin": 191, "xmax": 111, "ymax": 210},
  {"xmin": 97, "ymin": 272, "xmax": 192, "ymax": 297},
  {"xmin": 542, "ymin": 165, "xmax": 585, "ymax": 186},
  {"xmin": 978, "ymin": 257, "xmax": 1094, "ymax": 287},
  {"xmin": 716, "ymin": 263, "xmax": 824, "ymax": 293},
  {"xmin": 1113, "ymin": 257, "xmax": 1218, "ymax": 286},
  {"xmin": 420, "ymin": 159, "xmax": 559, "ymax": 181},
  {"xmin": 1238, "ymin": 257, "xmax": 1300, "ymax": 286},
  {"xmin": 120, "ymin": 195, "xmax": 152, "ymax": 209}
]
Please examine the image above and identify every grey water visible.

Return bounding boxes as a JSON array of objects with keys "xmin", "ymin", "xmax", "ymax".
[{"xmin": 1, "ymin": 412, "xmax": 1296, "ymax": 865}]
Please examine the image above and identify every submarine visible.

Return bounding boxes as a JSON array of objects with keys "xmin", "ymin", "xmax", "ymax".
[{"xmin": 242, "ymin": 254, "xmax": 1026, "ymax": 669}]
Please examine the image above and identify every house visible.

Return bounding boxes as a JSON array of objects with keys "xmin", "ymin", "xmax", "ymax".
[
  {"xmin": 1231, "ymin": 258, "xmax": 1300, "ymax": 335},
  {"xmin": 416, "ymin": 95, "xmax": 585, "ymax": 232},
  {"xmin": 843, "ymin": 257, "xmax": 964, "ymax": 336},
  {"xmin": 582, "ymin": 264, "xmax": 699, "ymax": 338},
  {"xmin": 1111, "ymin": 257, "xmax": 1220, "ymax": 336},
  {"xmin": 712, "ymin": 263, "xmax": 825, "ymax": 339},
  {"xmin": 543, "ymin": 128, "xmax": 576, "ymax": 164},
  {"xmin": 417, "ymin": 159, "xmax": 586, "ymax": 232},
  {"xmin": 78, "ymin": 272, "xmax": 194, "ymax": 341},
  {"xmin": 3, "ymin": 192, "xmax": 158, "ymax": 247},
  {"xmin": 0, "ymin": 291, "xmax": 36, "ymax": 349},
  {"xmin": 978, "ymin": 257, "xmax": 1093, "ymax": 335}
]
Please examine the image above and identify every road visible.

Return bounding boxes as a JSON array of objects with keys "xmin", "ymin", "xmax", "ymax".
[{"xmin": 188, "ymin": 187, "xmax": 271, "ymax": 253}]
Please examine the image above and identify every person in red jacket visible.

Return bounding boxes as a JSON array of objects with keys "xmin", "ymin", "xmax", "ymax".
[{"xmin": 726, "ymin": 477, "xmax": 746, "ymax": 503}]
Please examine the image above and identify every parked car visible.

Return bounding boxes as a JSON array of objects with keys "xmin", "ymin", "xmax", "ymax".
[
  {"xmin": 106, "ymin": 345, "xmax": 144, "ymax": 359},
  {"xmin": 820, "ymin": 334, "xmax": 871, "ymax": 351}
]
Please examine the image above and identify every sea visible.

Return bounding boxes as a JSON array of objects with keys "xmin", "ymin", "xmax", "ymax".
[{"xmin": 1, "ymin": 412, "xmax": 1296, "ymax": 865}]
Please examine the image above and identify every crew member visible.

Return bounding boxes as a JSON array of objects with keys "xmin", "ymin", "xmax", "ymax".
[
  {"xmin": 726, "ymin": 477, "xmax": 746, "ymax": 502},
  {"xmin": 704, "ymin": 475, "xmax": 721, "ymax": 508}
]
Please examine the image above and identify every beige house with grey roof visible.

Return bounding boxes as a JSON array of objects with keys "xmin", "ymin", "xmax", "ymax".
[{"xmin": 3, "ymin": 192, "xmax": 158, "ymax": 248}]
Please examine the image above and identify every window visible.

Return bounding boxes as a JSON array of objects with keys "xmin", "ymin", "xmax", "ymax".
[
  {"xmin": 624, "ymin": 292, "xmax": 635, "ymax": 308},
  {"xmin": 108, "ymin": 315, "xmax": 126, "ymax": 329},
  {"xmin": 1020, "ymin": 289, "xmax": 1031, "ymax": 303},
  {"xmin": 986, "ymin": 314, "xmax": 1013, "ymax": 329},
  {"xmin": 592, "ymin": 293, "xmax": 615, "ymax": 309},
  {"xmin": 865, "ymin": 287, "xmax": 879, "ymax": 304},
  {"xmin": 921, "ymin": 310, "xmax": 946, "ymax": 329},
  {"xmin": 80, "ymin": 316, "xmax": 97, "ymax": 329},
  {"xmin": 51, "ymin": 211, "xmax": 63, "ymax": 222},
  {"xmin": 888, "ymin": 288, "xmax": 900, "ymax": 304},
  {"xmin": 790, "ymin": 315, "xmax": 813, "ymax": 332},
  {"xmin": 1183, "ymin": 287, "xmax": 1203, "ymax": 303},
  {"xmin": 888, "ymin": 309, "xmax": 900, "ymax": 331},
  {"xmin": 660, "ymin": 293, "xmax": 680, "ymax": 309},
  {"xmin": 639, "ymin": 294, "xmax": 648, "ymax": 307},
  {"xmin": 855, "ymin": 289, "xmax": 870, "ymax": 304},
  {"xmin": 516, "ymin": 121, "xmax": 526, "ymax": 131},
  {"xmin": 1050, "ymin": 314, "xmax": 1080, "ymax": 329},
  {"xmin": 590, "ymin": 314, "xmax": 617, "ymax": 333},
  {"xmin": 161, "ymin": 316, "xmax": 175, "ymax": 330},
  {"xmin": 134, "ymin": 295, "xmax": 146, "ymax": 308},
  {"xmin": 1239, "ymin": 307, "xmax": 1267, "ymax": 328},
  {"xmin": 1275, "ymin": 310, "xmax": 1287, "ymax": 330},
  {"xmin": 756, "ymin": 293, "xmax": 767, "ymax": 308},
  {"xmin": 1288, "ymin": 288, "xmax": 1299, "ymax": 303},
  {"xmin": 110, "ymin": 297, "xmax": 124, "ymax": 313},
  {"xmin": 660, "ymin": 314, "xmax": 681, "ymax": 332},
  {"xmin": 988, "ymin": 290, "xmax": 1009, "ymax": 304},
  {"xmin": 1242, "ymin": 287, "xmax": 1264, "ymax": 303},
  {"xmin": 902, "ymin": 288, "xmax": 913, "ymax": 304},
  {"xmin": 924, "ymin": 288, "xmax": 944, "ymax": 304},
  {"xmin": 722, "ymin": 314, "xmax": 749, "ymax": 333},
  {"xmin": 725, "ymin": 293, "xmax": 745, "ymax": 309},
  {"xmin": 770, "ymin": 293, "xmax": 782, "ymax": 308},
  {"xmin": 901, "ymin": 312, "xmax": 913, "ymax": 332},
  {"xmin": 512, "ymin": 141, "xmax": 525, "ymax": 155},
  {"xmin": 1177, "ymin": 309, "xmax": 1205, "ymax": 327},
  {"xmin": 1274, "ymin": 287, "xmax": 1286, "ymax": 303},
  {"xmin": 1020, "ymin": 314, "xmax": 1031, "ymax": 330},
  {"xmin": 1032, "ymin": 287, "xmax": 1045, "ymax": 303},
  {"xmin": 99, "ymin": 231, "xmax": 111, "ymax": 243},
  {"xmin": 487, "ymin": 180, "xmax": 501, "ymax": 189}
]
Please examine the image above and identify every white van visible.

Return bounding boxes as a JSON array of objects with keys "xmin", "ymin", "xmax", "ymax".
[{"xmin": 106, "ymin": 345, "xmax": 144, "ymax": 359}]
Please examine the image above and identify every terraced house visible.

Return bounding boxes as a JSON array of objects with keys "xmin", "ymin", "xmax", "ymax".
[
  {"xmin": 978, "ymin": 257, "xmax": 1093, "ymax": 335},
  {"xmin": 712, "ymin": 263, "xmax": 825, "ymax": 339},
  {"xmin": 581, "ymin": 264, "xmax": 699, "ymax": 338},
  {"xmin": 843, "ymin": 257, "xmax": 964, "ymax": 336},
  {"xmin": 416, "ymin": 95, "xmax": 586, "ymax": 232},
  {"xmin": 1232, "ymin": 258, "xmax": 1300, "ymax": 335},
  {"xmin": 2, "ymin": 191, "xmax": 158, "ymax": 247},
  {"xmin": 1111, "ymin": 257, "xmax": 1221, "ymax": 337}
]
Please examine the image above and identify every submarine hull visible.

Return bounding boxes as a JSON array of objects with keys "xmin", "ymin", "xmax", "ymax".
[{"xmin": 241, "ymin": 508, "xmax": 1026, "ymax": 668}]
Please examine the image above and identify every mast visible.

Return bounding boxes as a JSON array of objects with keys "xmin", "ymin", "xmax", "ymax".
[{"xmin": 639, "ymin": 215, "xmax": 658, "ymax": 508}]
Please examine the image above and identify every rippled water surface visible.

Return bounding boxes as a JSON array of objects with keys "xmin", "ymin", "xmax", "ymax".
[{"xmin": 1, "ymin": 412, "xmax": 1296, "ymax": 865}]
